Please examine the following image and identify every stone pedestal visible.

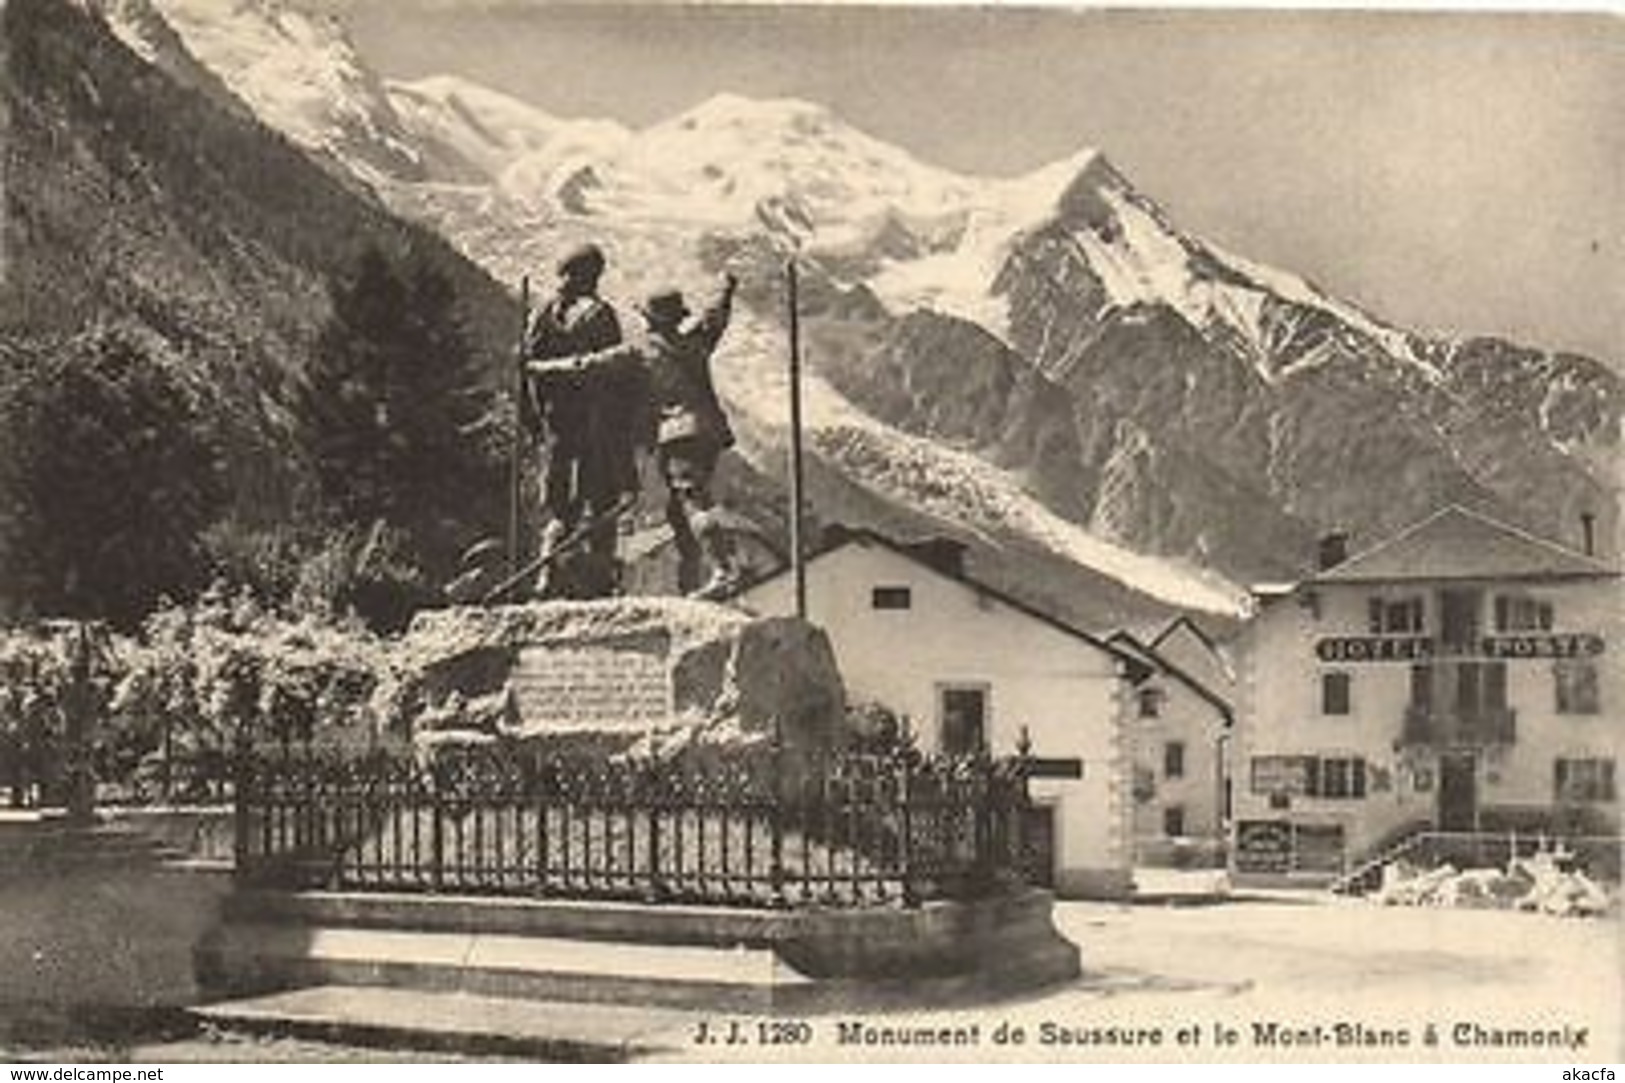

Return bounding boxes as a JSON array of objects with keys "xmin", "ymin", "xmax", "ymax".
[{"xmin": 391, "ymin": 598, "xmax": 846, "ymax": 759}]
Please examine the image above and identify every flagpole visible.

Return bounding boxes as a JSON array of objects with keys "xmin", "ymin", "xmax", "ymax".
[
  {"xmin": 509, "ymin": 275, "xmax": 530, "ymax": 584},
  {"xmin": 786, "ymin": 257, "xmax": 807, "ymax": 621}
]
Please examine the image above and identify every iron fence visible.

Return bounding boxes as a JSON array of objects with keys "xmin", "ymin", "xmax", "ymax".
[{"xmin": 233, "ymin": 745, "xmax": 1037, "ymax": 908}]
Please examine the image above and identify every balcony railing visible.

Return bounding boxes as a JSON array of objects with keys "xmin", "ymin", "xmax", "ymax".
[{"xmin": 1400, "ymin": 706, "xmax": 1517, "ymax": 747}]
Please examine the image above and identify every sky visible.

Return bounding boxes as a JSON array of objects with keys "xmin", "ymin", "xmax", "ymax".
[{"xmin": 335, "ymin": 3, "xmax": 1622, "ymax": 363}]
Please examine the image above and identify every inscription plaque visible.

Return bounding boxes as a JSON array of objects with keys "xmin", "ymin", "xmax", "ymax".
[{"xmin": 509, "ymin": 632, "xmax": 673, "ymax": 732}]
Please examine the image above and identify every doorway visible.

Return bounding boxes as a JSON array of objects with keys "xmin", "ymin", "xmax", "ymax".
[
  {"xmin": 1437, "ymin": 752, "xmax": 1478, "ymax": 832},
  {"xmin": 1439, "ymin": 589, "xmax": 1482, "ymax": 653},
  {"xmin": 1023, "ymin": 803, "xmax": 1057, "ymax": 888}
]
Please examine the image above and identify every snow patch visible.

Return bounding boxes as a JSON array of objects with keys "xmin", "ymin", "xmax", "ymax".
[{"xmin": 714, "ymin": 311, "xmax": 1250, "ymax": 618}]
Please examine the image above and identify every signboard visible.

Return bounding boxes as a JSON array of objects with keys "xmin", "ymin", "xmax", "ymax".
[
  {"xmin": 509, "ymin": 632, "xmax": 672, "ymax": 733},
  {"xmin": 1480, "ymin": 633, "xmax": 1604, "ymax": 659},
  {"xmin": 1234, "ymin": 820, "xmax": 1292, "ymax": 873},
  {"xmin": 1027, "ymin": 757, "xmax": 1083, "ymax": 780},
  {"xmin": 1316, "ymin": 633, "xmax": 1604, "ymax": 663},
  {"xmin": 1250, "ymin": 755, "xmax": 1312, "ymax": 796},
  {"xmin": 1315, "ymin": 636, "xmax": 1432, "ymax": 662}
]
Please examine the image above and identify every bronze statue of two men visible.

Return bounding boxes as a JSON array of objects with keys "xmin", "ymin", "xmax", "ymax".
[{"xmin": 522, "ymin": 243, "xmax": 741, "ymax": 602}]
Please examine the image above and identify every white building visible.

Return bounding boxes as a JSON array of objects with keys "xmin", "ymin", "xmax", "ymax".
[
  {"xmin": 1233, "ymin": 506, "xmax": 1621, "ymax": 881},
  {"xmin": 731, "ymin": 527, "xmax": 1150, "ymax": 898},
  {"xmin": 1108, "ymin": 621, "xmax": 1234, "ymax": 867}
]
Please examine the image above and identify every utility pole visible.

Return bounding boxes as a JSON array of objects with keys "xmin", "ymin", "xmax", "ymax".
[
  {"xmin": 785, "ymin": 257, "xmax": 808, "ymax": 621},
  {"xmin": 509, "ymin": 276, "xmax": 530, "ymax": 584}
]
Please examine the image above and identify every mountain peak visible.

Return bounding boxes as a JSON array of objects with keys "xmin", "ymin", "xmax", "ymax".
[
  {"xmin": 1053, "ymin": 151, "xmax": 1132, "ymax": 224},
  {"xmin": 673, "ymin": 92, "xmax": 837, "ymax": 133}
]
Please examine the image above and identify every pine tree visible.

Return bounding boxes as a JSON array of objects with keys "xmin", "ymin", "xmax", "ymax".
[
  {"xmin": 295, "ymin": 245, "xmax": 500, "ymax": 625},
  {"xmin": 0, "ymin": 325, "xmax": 226, "ymax": 630}
]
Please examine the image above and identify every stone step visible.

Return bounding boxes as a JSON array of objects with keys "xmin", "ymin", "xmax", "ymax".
[
  {"xmin": 191, "ymin": 984, "xmax": 701, "ymax": 1061},
  {"xmin": 200, "ymin": 922, "xmax": 814, "ymax": 1013},
  {"xmin": 224, "ymin": 889, "xmax": 802, "ymax": 948}
]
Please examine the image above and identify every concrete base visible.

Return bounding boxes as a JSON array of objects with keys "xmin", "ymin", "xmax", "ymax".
[
  {"xmin": 0, "ymin": 817, "xmax": 233, "ymax": 1011},
  {"xmin": 1053, "ymin": 866, "xmax": 1135, "ymax": 900},
  {"xmin": 197, "ymin": 888, "xmax": 1081, "ymax": 1015}
]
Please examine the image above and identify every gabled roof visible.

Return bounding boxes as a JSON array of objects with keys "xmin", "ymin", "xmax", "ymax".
[
  {"xmin": 1148, "ymin": 613, "xmax": 1238, "ymax": 688},
  {"xmin": 1107, "ymin": 631, "xmax": 1234, "ymax": 725},
  {"xmin": 1150, "ymin": 614, "xmax": 1222, "ymax": 655},
  {"xmin": 1310, "ymin": 505, "xmax": 1618, "ymax": 585},
  {"xmin": 728, "ymin": 525, "xmax": 1152, "ymax": 680}
]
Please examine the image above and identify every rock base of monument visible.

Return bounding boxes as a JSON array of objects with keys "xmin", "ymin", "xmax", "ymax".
[
  {"xmin": 392, "ymin": 598, "xmax": 847, "ymax": 760},
  {"xmin": 196, "ymin": 887, "xmax": 1081, "ymax": 1016}
]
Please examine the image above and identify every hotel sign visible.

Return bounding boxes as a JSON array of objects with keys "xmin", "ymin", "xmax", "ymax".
[
  {"xmin": 1315, "ymin": 633, "xmax": 1604, "ymax": 663},
  {"xmin": 1315, "ymin": 637, "xmax": 1432, "ymax": 662},
  {"xmin": 1481, "ymin": 634, "xmax": 1604, "ymax": 659}
]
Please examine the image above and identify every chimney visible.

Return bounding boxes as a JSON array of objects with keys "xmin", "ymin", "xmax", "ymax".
[
  {"xmin": 1317, "ymin": 532, "xmax": 1350, "ymax": 571},
  {"xmin": 1580, "ymin": 512, "xmax": 1596, "ymax": 557}
]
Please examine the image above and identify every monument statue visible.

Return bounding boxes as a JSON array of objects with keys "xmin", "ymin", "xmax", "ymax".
[
  {"xmin": 526, "ymin": 272, "xmax": 743, "ymax": 600},
  {"xmin": 522, "ymin": 243, "xmax": 645, "ymax": 600}
]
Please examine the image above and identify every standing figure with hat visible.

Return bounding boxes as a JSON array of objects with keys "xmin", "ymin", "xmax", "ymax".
[
  {"xmin": 641, "ymin": 273, "xmax": 741, "ymax": 599},
  {"xmin": 522, "ymin": 243, "xmax": 643, "ymax": 599},
  {"xmin": 528, "ymin": 272, "xmax": 741, "ymax": 599}
]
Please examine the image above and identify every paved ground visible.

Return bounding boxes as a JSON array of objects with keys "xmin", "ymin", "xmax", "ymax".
[
  {"xmin": 4, "ymin": 895, "xmax": 1618, "ymax": 1064},
  {"xmin": 632, "ymin": 894, "xmax": 1621, "ymax": 1064}
]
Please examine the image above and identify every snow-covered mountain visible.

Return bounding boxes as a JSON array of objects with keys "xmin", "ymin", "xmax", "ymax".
[
  {"xmin": 107, "ymin": 0, "xmax": 1620, "ymax": 623},
  {"xmin": 132, "ymin": 0, "xmax": 425, "ymax": 181},
  {"xmin": 385, "ymin": 75, "xmax": 633, "ymax": 195}
]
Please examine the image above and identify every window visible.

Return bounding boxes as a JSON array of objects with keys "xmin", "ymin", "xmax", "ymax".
[
  {"xmin": 1455, "ymin": 661, "xmax": 1508, "ymax": 715},
  {"xmin": 1555, "ymin": 661, "xmax": 1600, "ymax": 715},
  {"xmin": 1495, "ymin": 594, "xmax": 1555, "ymax": 633},
  {"xmin": 1164, "ymin": 741, "xmax": 1185, "ymax": 779},
  {"xmin": 871, "ymin": 585, "xmax": 912, "ymax": 610},
  {"xmin": 1316, "ymin": 757, "xmax": 1367, "ymax": 799},
  {"xmin": 1409, "ymin": 664, "xmax": 1434, "ymax": 713},
  {"xmin": 1554, "ymin": 758, "xmax": 1616, "ymax": 803},
  {"xmin": 939, "ymin": 685, "xmax": 988, "ymax": 755},
  {"xmin": 1368, "ymin": 596, "xmax": 1424, "ymax": 634},
  {"xmin": 1162, "ymin": 805, "xmax": 1185, "ymax": 838},
  {"xmin": 1136, "ymin": 687, "xmax": 1164, "ymax": 718},
  {"xmin": 1250, "ymin": 755, "xmax": 1366, "ymax": 799},
  {"xmin": 1321, "ymin": 672, "xmax": 1352, "ymax": 715}
]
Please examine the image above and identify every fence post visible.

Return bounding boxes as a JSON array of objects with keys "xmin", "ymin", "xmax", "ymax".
[
  {"xmin": 899, "ymin": 755, "xmax": 916, "ymax": 907},
  {"xmin": 233, "ymin": 743, "xmax": 250, "ymax": 881},
  {"xmin": 431, "ymin": 757, "xmax": 445, "ymax": 892},
  {"xmin": 1015, "ymin": 725, "xmax": 1034, "ymax": 885},
  {"xmin": 644, "ymin": 757, "xmax": 662, "ymax": 902},
  {"xmin": 973, "ymin": 748, "xmax": 993, "ymax": 893},
  {"xmin": 770, "ymin": 736, "xmax": 786, "ymax": 907}
]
